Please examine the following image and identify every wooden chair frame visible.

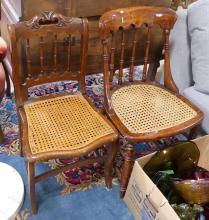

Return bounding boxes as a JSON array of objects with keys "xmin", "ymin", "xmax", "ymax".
[
  {"xmin": 9, "ymin": 11, "xmax": 118, "ymax": 214},
  {"xmin": 99, "ymin": 6, "xmax": 203, "ymax": 197}
]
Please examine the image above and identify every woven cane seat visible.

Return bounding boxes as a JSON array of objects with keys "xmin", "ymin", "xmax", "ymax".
[
  {"xmin": 24, "ymin": 95, "xmax": 115, "ymax": 155},
  {"xmin": 111, "ymin": 84, "xmax": 197, "ymax": 134}
]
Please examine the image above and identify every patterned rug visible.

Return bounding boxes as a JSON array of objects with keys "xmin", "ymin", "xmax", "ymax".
[{"xmin": 0, "ymin": 69, "xmax": 183, "ymax": 194}]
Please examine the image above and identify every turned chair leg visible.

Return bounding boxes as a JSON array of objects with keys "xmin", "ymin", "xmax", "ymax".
[
  {"xmin": 104, "ymin": 141, "xmax": 119, "ymax": 189},
  {"xmin": 120, "ymin": 143, "xmax": 135, "ymax": 198},
  {"xmin": 189, "ymin": 125, "xmax": 199, "ymax": 140},
  {"xmin": 27, "ymin": 162, "xmax": 37, "ymax": 215}
]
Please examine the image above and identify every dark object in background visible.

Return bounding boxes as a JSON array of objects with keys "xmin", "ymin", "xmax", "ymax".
[
  {"xmin": 179, "ymin": 166, "xmax": 209, "ymax": 180},
  {"xmin": 202, "ymin": 205, "xmax": 209, "ymax": 220}
]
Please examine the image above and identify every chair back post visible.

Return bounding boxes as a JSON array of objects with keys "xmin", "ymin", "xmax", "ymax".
[
  {"xmin": 8, "ymin": 11, "xmax": 89, "ymax": 108},
  {"xmin": 8, "ymin": 25, "xmax": 23, "ymax": 107},
  {"xmin": 163, "ymin": 28, "xmax": 179, "ymax": 93},
  {"xmin": 99, "ymin": 6, "xmax": 179, "ymax": 111},
  {"xmin": 101, "ymin": 37, "xmax": 112, "ymax": 111},
  {"xmin": 79, "ymin": 17, "xmax": 89, "ymax": 95}
]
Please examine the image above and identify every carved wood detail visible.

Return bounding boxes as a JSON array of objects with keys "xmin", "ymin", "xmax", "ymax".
[{"xmin": 25, "ymin": 11, "xmax": 73, "ymax": 29}]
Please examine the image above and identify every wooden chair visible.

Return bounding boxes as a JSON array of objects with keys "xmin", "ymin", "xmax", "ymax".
[
  {"xmin": 99, "ymin": 6, "xmax": 203, "ymax": 197},
  {"xmin": 8, "ymin": 11, "xmax": 118, "ymax": 214}
]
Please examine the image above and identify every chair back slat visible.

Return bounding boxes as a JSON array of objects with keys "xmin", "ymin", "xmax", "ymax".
[
  {"xmin": 26, "ymin": 38, "xmax": 32, "ymax": 78},
  {"xmin": 53, "ymin": 34, "xmax": 57, "ymax": 72},
  {"xmin": 67, "ymin": 34, "xmax": 72, "ymax": 72},
  {"xmin": 142, "ymin": 26, "xmax": 151, "ymax": 82},
  {"xmin": 109, "ymin": 33, "xmax": 115, "ymax": 82},
  {"xmin": 8, "ymin": 11, "xmax": 89, "ymax": 107},
  {"xmin": 118, "ymin": 30, "xmax": 125, "ymax": 85},
  {"xmin": 129, "ymin": 29, "xmax": 137, "ymax": 82},
  {"xmin": 39, "ymin": 36, "xmax": 45, "ymax": 75}
]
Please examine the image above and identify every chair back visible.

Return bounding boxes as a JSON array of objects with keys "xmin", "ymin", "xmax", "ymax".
[
  {"xmin": 9, "ymin": 11, "xmax": 88, "ymax": 107},
  {"xmin": 99, "ymin": 6, "xmax": 178, "ymax": 108}
]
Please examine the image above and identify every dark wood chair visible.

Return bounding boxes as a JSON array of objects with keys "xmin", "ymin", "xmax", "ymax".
[
  {"xmin": 99, "ymin": 6, "xmax": 204, "ymax": 197},
  {"xmin": 8, "ymin": 11, "xmax": 118, "ymax": 214}
]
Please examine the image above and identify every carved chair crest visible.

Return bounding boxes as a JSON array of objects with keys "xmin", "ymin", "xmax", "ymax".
[{"xmin": 25, "ymin": 11, "xmax": 73, "ymax": 29}]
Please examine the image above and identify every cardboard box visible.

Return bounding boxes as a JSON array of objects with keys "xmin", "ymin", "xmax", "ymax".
[{"xmin": 124, "ymin": 135, "xmax": 209, "ymax": 220}]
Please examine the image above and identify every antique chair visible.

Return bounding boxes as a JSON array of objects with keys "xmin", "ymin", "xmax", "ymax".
[
  {"xmin": 0, "ymin": 37, "xmax": 6, "ymax": 142},
  {"xmin": 8, "ymin": 12, "xmax": 118, "ymax": 214},
  {"xmin": 99, "ymin": 6, "xmax": 203, "ymax": 197}
]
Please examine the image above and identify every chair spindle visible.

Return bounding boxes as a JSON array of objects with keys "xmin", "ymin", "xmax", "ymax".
[
  {"xmin": 109, "ymin": 33, "xmax": 115, "ymax": 82},
  {"xmin": 118, "ymin": 30, "xmax": 125, "ymax": 85},
  {"xmin": 39, "ymin": 36, "xmax": 45, "ymax": 75},
  {"xmin": 129, "ymin": 29, "xmax": 137, "ymax": 82},
  {"xmin": 164, "ymin": 29, "xmax": 170, "ymax": 75},
  {"xmin": 53, "ymin": 35, "xmax": 57, "ymax": 72},
  {"xmin": 142, "ymin": 27, "xmax": 151, "ymax": 81},
  {"xmin": 26, "ymin": 38, "xmax": 32, "ymax": 78},
  {"xmin": 67, "ymin": 34, "xmax": 71, "ymax": 72}
]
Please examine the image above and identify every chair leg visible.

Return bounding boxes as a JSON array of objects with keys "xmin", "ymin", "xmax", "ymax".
[
  {"xmin": 27, "ymin": 162, "xmax": 37, "ymax": 215},
  {"xmin": 120, "ymin": 143, "xmax": 135, "ymax": 198},
  {"xmin": 0, "ymin": 126, "xmax": 4, "ymax": 143},
  {"xmin": 104, "ymin": 141, "xmax": 119, "ymax": 189},
  {"xmin": 189, "ymin": 125, "xmax": 199, "ymax": 140}
]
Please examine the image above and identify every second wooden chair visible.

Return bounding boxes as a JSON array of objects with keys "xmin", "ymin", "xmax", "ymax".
[{"xmin": 99, "ymin": 6, "xmax": 203, "ymax": 197}]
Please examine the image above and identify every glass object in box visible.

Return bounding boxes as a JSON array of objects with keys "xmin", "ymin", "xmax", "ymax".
[{"xmin": 143, "ymin": 141, "xmax": 200, "ymax": 177}]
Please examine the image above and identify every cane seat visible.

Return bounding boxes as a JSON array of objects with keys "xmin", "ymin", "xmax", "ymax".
[
  {"xmin": 111, "ymin": 84, "xmax": 197, "ymax": 134},
  {"xmin": 24, "ymin": 95, "xmax": 116, "ymax": 155}
]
